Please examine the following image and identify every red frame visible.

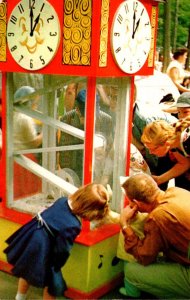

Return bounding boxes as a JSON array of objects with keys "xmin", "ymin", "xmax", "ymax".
[
  {"xmin": 1, "ymin": 0, "xmax": 158, "ymax": 76},
  {"xmin": 0, "ymin": 0, "xmax": 159, "ymax": 239}
]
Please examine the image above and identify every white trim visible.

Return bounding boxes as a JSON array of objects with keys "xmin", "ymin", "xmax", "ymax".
[{"xmin": 14, "ymin": 154, "xmax": 78, "ymax": 195}]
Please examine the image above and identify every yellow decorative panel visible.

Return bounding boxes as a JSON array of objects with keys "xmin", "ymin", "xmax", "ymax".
[
  {"xmin": 0, "ymin": 0, "xmax": 6, "ymax": 62},
  {"xmin": 0, "ymin": 219, "xmax": 20, "ymax": 262},
  {"xmin": 63, "ymin": 0, "xmax": 92, "ymax": 66},
  {"xmin": 99, "ymin": 0, "xmax": 110, "ymax": 67},
  {"xmin": 148, "ymin": 6, "xmax": 157, "ymax": 67},
  {"xmin": 63, "ymin": 234, "xmax": 123, "ymax": 293}
]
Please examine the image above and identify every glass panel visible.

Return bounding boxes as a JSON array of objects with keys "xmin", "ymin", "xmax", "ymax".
[
  {"xmin": 6, "ymin": 73, "xmax": 86, "ymax": 214},
  {"xmin": 93, "ymin": 84, "xmax": 117, "ymax": 187},
  {"xmin": 6, "ymin": 74, "xmax": 131, "ymax": 215},
  {"xmin": 94, "ymin": 78, "xmax": 131, "ymax": 212},
  {"xmin": 57, "ymin": 82, "xmax": 87, "ymax": 186}
]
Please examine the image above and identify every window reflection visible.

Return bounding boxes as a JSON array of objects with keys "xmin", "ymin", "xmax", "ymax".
[
  {"xmin": 93, "ymin": 83, "xmax": 119, "ymax": 189},
  {"xmin": 58, "ymin": 88, "xmax": 87, "ymax": 185}
]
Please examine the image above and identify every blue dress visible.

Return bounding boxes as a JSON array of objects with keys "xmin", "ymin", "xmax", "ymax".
[{"xmin": 4, "ymin": 197, "xmax": 81, "ymax": 296}]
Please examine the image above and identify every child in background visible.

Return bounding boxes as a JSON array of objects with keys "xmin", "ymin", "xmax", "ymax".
[{"xmin": 4, "ymin": 183, "xmax": 110, "ymax": 300}]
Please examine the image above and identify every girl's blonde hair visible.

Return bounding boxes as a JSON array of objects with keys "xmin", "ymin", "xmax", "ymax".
[
  {"xmin": 70, "ymin": 183, "xmax": 110, "ymax": 221},
  {"xmin": 141, "ymin": 117, "xmax": 190, "ymax": 146}
]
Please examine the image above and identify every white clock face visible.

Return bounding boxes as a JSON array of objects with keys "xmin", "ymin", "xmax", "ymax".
[
  {"xmin": 111, "ymin": 0, "xmax": 151, "ymax": 74},
  {"xmin": 7, "ymin": 0, "xmax": 60, "ymax": 71}
]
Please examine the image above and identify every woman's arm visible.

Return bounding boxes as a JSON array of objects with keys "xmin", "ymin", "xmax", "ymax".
[
  {"xmin": 169, "ymin": 67, "xmax": 190, "ymax": 93},
  {"xmin": 152, "ymin": 152, "xmax": 190, "ymax": 185}
]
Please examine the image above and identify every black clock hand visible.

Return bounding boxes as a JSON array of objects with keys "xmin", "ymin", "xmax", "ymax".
[
  {"xmin": 29, "ymin": 6, "xmax": 34, "ymax": 36},
  {"xmin": 132, "ymin": 10, "xmax": 136, "ymax": 37},
  {"xmin": 31, "ymin": 14, "xmax": 40, "ymax": 36},
  {"xmin": 132, "ymin": 18, "xmax": 140, "ymax": 39}
]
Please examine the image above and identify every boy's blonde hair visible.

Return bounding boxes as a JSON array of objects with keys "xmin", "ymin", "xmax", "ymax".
[
  {"xmin": 141, "ymin": 117, "xmax": 190, "ymax": 147},
  {"xmin": 141, "ymin": 120, "xmax": 175, "ymax": 146}
]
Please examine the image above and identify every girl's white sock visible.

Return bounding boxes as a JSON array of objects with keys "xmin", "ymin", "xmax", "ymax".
[{"xmin": 15, "ymin": 292, "xmax": 27, "ymax": 300}]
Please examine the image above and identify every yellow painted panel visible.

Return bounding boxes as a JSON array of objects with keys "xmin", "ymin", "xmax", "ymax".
[
  {"xmin": 63, "ymin": 234, "xmax": 123, "ymax": 293},
  {"xmin": 0, "ymin": 219, "xmax": 20, "ymax": 262},
  {"xmin": 62, "ymin": 243, "xmax": 90, "ymax": 290},
  {"xmin": 88, "ymin": 235, "xmax": 123, "ymax": 291}
]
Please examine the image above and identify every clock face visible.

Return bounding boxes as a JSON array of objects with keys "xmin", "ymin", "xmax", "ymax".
[
  {"xmin": 7, "ymin": 0, "xmax": 60, "ymax": 71},
  {"xmin": 111, "ymin": 0, "xmax": 151, "ymax": 74}
]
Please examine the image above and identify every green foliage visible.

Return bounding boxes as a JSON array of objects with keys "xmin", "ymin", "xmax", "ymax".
[{"xmin": 157, "ymin": 0, "xmax": 190, "ymax": 53}]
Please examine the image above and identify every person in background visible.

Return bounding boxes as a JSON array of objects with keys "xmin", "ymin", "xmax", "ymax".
[
  {"xmin": 93, "ymin": 134, "xmax": 114, "ymax": 186},
  {"xmin": 63, "ymin": 83, "xmax": 78, "ymax": 113},
  {"xmin": 119, "ymin": 173, "xmax": 190, "ymax": 299},
  {"xmin": 97, "ymin": 84, "xmax": 118, "ymax": 136},
  {"xmin": 132, "ymin": 95, "xmax": 177, "ymax": 190},
  {"xmin": 4, "ymin": 183, "xmax": 110, "ymax": 300},
  {"xmin": 13, "ymin": 86, "xmax": 42, "ymax": 151},
  {"xmin": 141, "ymin": 117, "xmax": 190, "ymax": 190},
  {"xmin": 129, "ymin": 144, "xmax": 151, "ymax": 176},
  {"xmin": 182, "ymin": 76, "xmax": 190, "ymax": 89},
  {"xmin": 166, "ymin": 47, "xmax": 190, "ymax": 94},
  {"xmin": 58, "ymin": 89, "xmax": 113, "ymax": 183},
  {"xmin": 173, "ymin": 91, "xmax": 190, "ymax": 119},
  {"xmin": 13, "ymin": 86, "xmax": 42, "ymax": 199}
]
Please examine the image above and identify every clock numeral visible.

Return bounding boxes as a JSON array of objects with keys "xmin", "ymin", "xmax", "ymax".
[
  {"xmin": 40, "ymin": 56, "xmax": 45, "ymax": 65},
  {"xmin": 29, "ymin": 0, "xmax": 35, "ymax": 9},
  {"xmin": 137, "ymin": 59, "xmax": 141, "ymax": 67},
  {"xmin": 47, "ymin": 15, "xmax": 54, "ymax": 23},
  {"xmin": 19, "ymin": 55, "xmax": 24, "ymax": 63},
  {"xmin": 11, "ymin": 45, "xmax": 17, "ymax": 52},
  {"xmin": 141, "ymin": 8, "xmax": 144, "ymax": 16},
  {"xmin": 30, "ymin": 59, "xmax": 33, "ymax": 69},
  {"xmin": 18, "ymin": 4, "xmax": 24, "ymax": 14},
  {"xmin": 50, "ymin": 31, "xmax": 57, "ymax": 37},
  {"xmin": 10, "ymin": 15, "xmax": 17, "ymax": 25},
  {"xmin": 130, "ymin": 62, "xmax": 133, "ymax": 71},
  {"xmin": 133, "ymin": 1, "xmax": 138, "ymax": 11},
  {"xmin": 40, "ymin": 3, "xmax": 45, "ymax": 12},
  {"xmin": 121, "ymin": 58, "xmax": 126, "ymax": 65},
  {"xmin": 8, "ymin": 32, "xmax": 15, "ymax": 37},
  {"xmin": 117, "ymin": 14, "xmax": 123, "ymax": 25},
  {"xmin": 115, "ymin": 47, "xmax": 121, "ymax": 54},
  {"xmin": 47, "ymin": 46, "xmax": 54, "ymax": 53},
  {"xmin": 145, "ymin": 21, "xmax": 150, "ymax": 26},
  {"xmin": 124, "ymin": 3, "xmax": 129, "ymax": 14},
  {"xmin": 114, "ymin": 32, "xmax": 120, "ymax": 37}
]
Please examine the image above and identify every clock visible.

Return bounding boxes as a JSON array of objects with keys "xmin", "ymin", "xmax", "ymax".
[
  {"xmin": 7, "ymin": 0, "xmax": 60, "ymax": 71},
  {"xmin": 111, "ymin": 0, "xmax": 151, "ymax": 74}
]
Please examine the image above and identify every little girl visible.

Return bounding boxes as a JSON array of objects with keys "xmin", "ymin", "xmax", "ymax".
[{"xmin": 4, "ymin": 183, "xmax": 110, "ymax": 300}]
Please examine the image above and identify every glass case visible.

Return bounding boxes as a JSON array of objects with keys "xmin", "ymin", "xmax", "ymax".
[{"xmin": 6, "ymin": 72, "xmax": 132, "ymax": 216}]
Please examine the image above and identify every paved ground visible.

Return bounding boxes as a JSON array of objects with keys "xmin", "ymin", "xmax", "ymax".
[
  {"xmin": 0, "ymin": 270, "xmax": 122, "ymax": 300},
  {"xmin": 0, "ymin": 271, "xmax": 157, "ymax": 300}
]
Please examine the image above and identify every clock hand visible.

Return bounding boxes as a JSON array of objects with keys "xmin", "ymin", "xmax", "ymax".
[
  {"xmin": 29, "ymin": 6, "xmax": 34, "ymax": 36},
  {"xmin": 31, "ymin": 14, "xmax": 40, "ymax": 36},
  {"xmin": 132, "ymin": 18, "xmax": 140, "ymax": 39},
  {"xmin": 132, "ymin": 10, "xmax": 136, "ymax": 37}
]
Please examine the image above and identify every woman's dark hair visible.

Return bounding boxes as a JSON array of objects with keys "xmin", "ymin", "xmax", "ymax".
[{"xmin": 173, "ymin": 47, "xmax": 188, "ymax": 60}]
